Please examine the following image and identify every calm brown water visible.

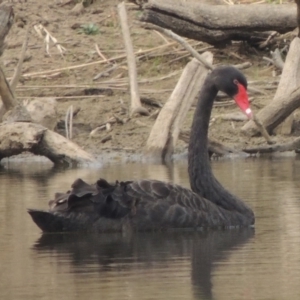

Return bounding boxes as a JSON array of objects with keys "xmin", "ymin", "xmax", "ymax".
[{"xmin": 1, "ymin": 156, "xmax": 300, "ymax": 300}]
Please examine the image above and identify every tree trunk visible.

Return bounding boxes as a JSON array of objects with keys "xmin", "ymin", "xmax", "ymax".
[
  {"xmin": 141, "ymin": 0, "xmax": 297, "ymax": 46},
  {"xmin": 145, "ymin": 53, "xmax": 213, "ymax": 160},
  {"xmin": 0, "ymin": 3, "xmax": 13, "ymax": 56},
  {"xmin": 295, "ymin": 0, "xmax": 300, "ymax": 37},
  {"xmin": 0, "ymin": 3, "xmax": 15, "ymax": 116}
]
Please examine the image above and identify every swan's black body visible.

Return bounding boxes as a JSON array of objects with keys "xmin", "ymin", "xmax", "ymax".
[{"xmin": 28, "ymin": 66, "xmax": 255, "ymax": 232}]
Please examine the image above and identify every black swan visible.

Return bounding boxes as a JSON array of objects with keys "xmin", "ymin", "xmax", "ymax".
[{"xmin": 28, "ymin": 66, "xmax": 255, "ymax": 232}]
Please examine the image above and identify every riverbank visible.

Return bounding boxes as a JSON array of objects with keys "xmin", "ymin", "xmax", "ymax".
[{"xmin": 4, "ymin": 0, "xmax": 297, "ymax": 160}]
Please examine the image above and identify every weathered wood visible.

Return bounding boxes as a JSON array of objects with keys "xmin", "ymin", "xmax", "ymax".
[
  {"xmin": 0, "ymin": 4, "xmax": 94, "ymax": 166},
  {"xmin": 141, "ymin": 0, "xmax": 297, "ymax": 46},
  {"xmin": 145, "ymin": 53, "xmax": 213, "ymax": 160},
  {"xmin": 217, "ymin": 112, "xmax": 248, "ymax": 122},
  {"xmin": 0, "ymin": 65, "xmax": 18, "ymax": 110},
  {"xmin": 139, "ymin": 22, "xmax": 213, "ymax": 70},
  {"xmin": 0, "ymin": 3, "xmax": 14, "ymax": 119},
  {"xmin": 0, "ymin": 6, "xmax": 19, "ymax": 119},
  {"xmin": 10, "ymin": 26, "xmax": 29, "ymax": 92},
  {"xmin": 242, "ymin": 38, "xmax": 300, "ymax": 136},
  {"xmin": 118, "ymin": 2, "xmax": 149, "ymax": 116},
  {"xmin": 0, "ymin": 122, "xmax": 96, "ymax": 166},
  {"xmin": 0, "ymin": 72, "xmax": 57, "ymax": 128},
  {"xmin": 0, "ymin": 3, "xmax": 13, "ymax": 56},
  {"xmin": 166, "ymin": 53, "xmax": 213, "ymax": 159},
  {"xmin": 129, "ymin": 0, "xmax": 224, "ymax": 7},
  {"xmin": 295, "ymin": 0, "xmax": 300, "ymax": 37},
  {"xmin": 0, "ymin": 64, "xmax": 31, "ymax": 124},
  {"xmin": 251, "ymin": 114, "xmax": 275, "ymax": 144},
  {"xmin": 243, "ymin": 137, "xmax": 300, "ymax": 154}
]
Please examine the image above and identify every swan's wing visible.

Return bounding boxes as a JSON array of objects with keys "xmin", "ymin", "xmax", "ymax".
[
  {"xmin": 126, "ymin": 179, "xmax": 211, "ymax": 210},
  {"xmin": 123, "ymin": 180, "xmax": 220, "ymax": 228}
]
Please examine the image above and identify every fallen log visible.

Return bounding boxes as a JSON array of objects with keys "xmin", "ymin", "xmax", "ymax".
[
  {"xmin": 243, "ymin": 137, "xmax": 300, "ymax": 154},
  {"xmin": 0, "ymin": 122, "xmax": 96, "ymax": 166},
  {"xmin": 0, "ymin": 5, "xmax": 95, "ymax": 166},
  {"xmin": 141, "ymin": 22, "xmax": 272, "ymax": 145},
  {"xmin": 216, "ymin": 112, "xmax": 248, "ymax": 122},
  {"xmin": 141, "ymin": 0, "xmax": 297, "ymax": 46},
  {"xmin": 242, "ymin": 37, "xmax": 300, "ymax": 136},
  {"xmin": 139, "ymin": 21, "xmax": 214, "ymax": 70}
]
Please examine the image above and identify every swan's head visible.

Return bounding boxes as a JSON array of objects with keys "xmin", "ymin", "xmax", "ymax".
[{"xmin": 212, "ymin": 66, "xmax": 252, "ymax": 118}]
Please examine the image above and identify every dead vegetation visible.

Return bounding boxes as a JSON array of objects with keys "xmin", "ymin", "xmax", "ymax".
[{"xmin": 0, "ymin": 0, "xmax": 300, "ymax": 165}]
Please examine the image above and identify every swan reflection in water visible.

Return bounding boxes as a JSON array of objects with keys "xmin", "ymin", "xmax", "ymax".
[{"xmin": 33, "ymin": 228, "xmax": 254, "ymax": 300}]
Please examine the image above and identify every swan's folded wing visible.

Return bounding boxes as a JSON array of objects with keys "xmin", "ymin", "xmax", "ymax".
[
  {"xmin": 122, "ymin": 180, "xmax": 222, "ymax": 228},
  {"xmin": 126, "ymin": 179, "xmax": 210, "ymax": 209}
]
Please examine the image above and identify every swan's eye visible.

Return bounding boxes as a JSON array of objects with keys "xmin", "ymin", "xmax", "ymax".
[{"xmin": 233, "ymin": 79, "xmax": 239, "ymax": 85}]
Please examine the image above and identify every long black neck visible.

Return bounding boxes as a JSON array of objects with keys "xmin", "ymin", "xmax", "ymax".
[{"xmin": 188, "ymin": 76, "xmax": 254, "ymax": 220}]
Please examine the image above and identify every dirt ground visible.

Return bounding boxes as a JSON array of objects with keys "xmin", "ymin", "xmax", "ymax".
[{"xmin": 3, "ymin": 0, "xmax": 297, "ymax": 159}]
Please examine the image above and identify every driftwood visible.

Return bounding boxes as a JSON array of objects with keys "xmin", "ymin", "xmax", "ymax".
[
  {"xmin": 0, "ymin": 3, "xmax": 13, "ymax": 56},
  {"xmin": 140, "ymin": 21, "xmax": 273, "ymax": 145},
  {"xmin": 10, "ymin": 27, "xmax": 29, "ymax": 92},
  {"xmin": 0, "ymin": 122, "xmax": 95, "ymax": 166},
  {"xmin": 243, "ymin": 137, "xmax": 300, "ymax": 154},
  {"xmin": 216, "ymin": 112, "xmax": 248, "ymax": 122},
  {"xmin": 0, "ymin": 4, "xmax": 95, "ymax": 166},
  {"xmin": 139, "ymin": 22, "xmax": 213, "ymax": 70},
  {"xmin": 0, "ymin": 3, "xmax": 15, "ymax": 120},
  {"xmin": 0, "ymin": 24, "xmax": 32, "ymax": 124},
  {"xmin": 118, "ymin": 2, "xmax": 149, "ymax": 116},
  {"xmin": 145, "ymin": 53, "xmax": 213, "ymax": 160},
  {"xmin": 142, "ymin": 23, "xmax": 271, "ymax": 156},
  {"xmin": 251, "ymin": 115, "xmax": 275, "ymax": 144},
  {"xmin": 0, "ymin": 65, "xmax": 17, "ymax": 110},
  {"xmin": 0, "ymin": 62, "xmax": 32, "ymax": 123},
  {"xmin": 0, "ymin": 4, "xmax": 17, "ymax": 111},
  {"xmin": 0, "ymin": 99, "xmax": 94, "ymax": 166},
  {"xmin": 296, "ymin": 0, "xmax": 300, "ymax": 37},
  {"xmin": 141, "ymin": 0, "xmax": 297, "ymax": 46},
  {"xmin": 242, "ymin": 38, "xmax": 300, "ymax": 136}
]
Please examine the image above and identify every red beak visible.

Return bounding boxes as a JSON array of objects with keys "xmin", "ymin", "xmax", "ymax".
[{"xmin": 233, "ymin": 83, "xmax": 252, "ymax": 118}]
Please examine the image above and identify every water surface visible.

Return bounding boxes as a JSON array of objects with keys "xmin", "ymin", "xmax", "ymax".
[{"xmin": 1, "ymin": 157, "xmax": 300, "ymax": 300}]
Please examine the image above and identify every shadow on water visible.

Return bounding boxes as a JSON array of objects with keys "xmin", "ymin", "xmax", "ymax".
[{"xmin": 33, "ymin": 228, "xmax": 254, "ymax": 300}]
